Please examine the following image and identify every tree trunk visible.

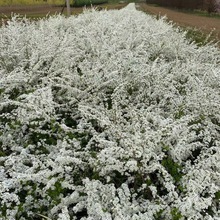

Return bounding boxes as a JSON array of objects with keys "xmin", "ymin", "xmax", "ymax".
[{"xmin": 66, "ymin": 0, "xmax": 71, "ymax": 17}]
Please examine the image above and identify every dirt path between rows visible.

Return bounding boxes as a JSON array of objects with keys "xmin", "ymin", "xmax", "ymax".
[{"xmin": 137, "ymin": 3, "xmax": 220, "ymax": 40}]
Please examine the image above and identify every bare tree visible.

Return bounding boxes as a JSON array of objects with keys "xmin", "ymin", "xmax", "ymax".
[
  {"xmin": 216, "ymin": 0, "xmax": 220, "ymax": 12},
  {"xmin": 203, "ymin": 0, "xmax": 217, "ymax": 13}
]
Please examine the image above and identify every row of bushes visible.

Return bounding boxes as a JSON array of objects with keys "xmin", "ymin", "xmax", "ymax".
[
  {"xmin": 72, "ymin": 0, "xmax": 108, "ymax": 7},
  {"xmin": 1, "ymin": 3, "xmax": 220, "ymax": 219},
  {"xmin": 146, "ymin": 0, "xmax": 220, "ymax": 12}
]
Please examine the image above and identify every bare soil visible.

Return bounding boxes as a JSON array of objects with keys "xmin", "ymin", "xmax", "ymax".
[
  {"xmin": 0, "ymin": 3, "xmax": 127, "ymax": 24},
  {"xmin": 137, "ymin": 3, "xmax": 220, "ymax": 40}
]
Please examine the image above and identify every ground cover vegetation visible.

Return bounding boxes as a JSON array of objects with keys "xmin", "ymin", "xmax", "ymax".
[
  {"xmin": 0, "ymin": 3, "xmax": 220, "ymax": 220},
  {"xmin": 73, "ymin": 0, "xmax": 107, "ymax": 8},
  {"xmin": 179, "ymin": 9, "xmax": 220, "ymax": 18},
  {"xmin": 0, "ymin": 0, "xmax": 64, "ymax": 6}
]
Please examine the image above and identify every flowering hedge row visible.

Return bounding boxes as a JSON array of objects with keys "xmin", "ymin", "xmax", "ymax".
[{"xmin": 0, "ymin": 3, "xmax": 220, "ymax": 219}]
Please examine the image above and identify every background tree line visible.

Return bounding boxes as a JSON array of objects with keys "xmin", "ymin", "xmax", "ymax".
[{"xmin": 146, "ymin": 0, "xmax": 220, "ymax": 12}]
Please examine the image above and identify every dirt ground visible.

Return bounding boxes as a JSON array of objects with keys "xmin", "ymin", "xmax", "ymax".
[
  {"xmin": 0, "ymin": 5, "xmax": 68, "ymax": 16},
  {"xmin": 137, "ymin": 3, "xmax": 220, "ymax": 40},
  {"xmin": 0, "ymin": 3, "xmax": 127, "ymax": 23}
]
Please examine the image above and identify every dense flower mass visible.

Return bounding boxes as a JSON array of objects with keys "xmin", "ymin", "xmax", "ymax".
[{"xmin": 0, "ymin": 3, "xmax": 220, "ymax": 219}]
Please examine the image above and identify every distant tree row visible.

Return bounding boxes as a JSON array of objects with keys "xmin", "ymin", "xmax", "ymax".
[{"xmin": 146, "ymin": 0, "xmax": 219, "ymax": 12}]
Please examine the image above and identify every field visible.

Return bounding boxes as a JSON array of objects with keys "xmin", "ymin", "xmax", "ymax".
[
  {"xmin": 0, "ymin": 0, "xmax": 64, "ymax": 6},
  {"xmin": 0, "ymin": 0, "xmax": 115, "ymax": 21},
  {"xmin": 0, "ymin": 3, "xmax": 220, "ymax": 220},
  {"xmin": 0, "ymin": 3, "xmax": 127, "ymax": 23}
]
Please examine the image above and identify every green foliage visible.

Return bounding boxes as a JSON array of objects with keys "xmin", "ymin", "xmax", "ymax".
[
  {"xmin": 171, "ymin": 207, "xmax": 182, "ymax": 220},
  {"xmin": 1, "ymin": 180, "xmax": 46, "ymax": 219},
  {"xmin": 103, "ymin": 89, "xmax": 114, "ymax": 110},
  {"xmin": 184, "ymin": 28, "xmax": 217, "ymax": 47},
  {"xmin": 154, "ymin": 209, "xmax": 164, "ymax": 220},
  {"xmin": 104, "ymin": 97, "xmax": 112, "ymax": 110},
  {"xmin": 64, "ymin": 116, "xmax": 77, "ymax": 128},
  {"xmin": 174, "ymin": 107, "xmax": 185, "ymax": 119},
  {"xmin": 162, "ymin": 155, "xmax": 183, "ymax": 183},
  {"xmin": 108, "ymin": 0, "xmax": 139, "ymax": 3},
  {"xmin": 0, "ymin": 0, "xmax": 64, "ymax": 6},
  {"xmin": 131, "ymin": 172, "xmax": 153, "ymax": 200},
  {"xmin": 47, "ymin": 181, "xmax": 63, "ymax": 205},
  {"xmin": 0, "ymin": 149, "xmax": 5, "ymax": 157},
  {"xmin": 0, "ymin": 88, "xmax": 5, "ymax": 96},
  {"xmin": 188, "ymin": 115, "xmax": 205, "ymax": 126},
  {"xmin": 0, "ymin": 204, "xmax": 7, "ymax": 218},
  {"xmin": 109, "ymin": 170, "xmax": 128, "ymax": 188},
  {"xmin": 127, "ymin": 86, "xmax": 137, "ymax": 95},
  {"xmin": 73, "ymin": 0, "xmax": 108, "ymax": 7},
  {"xmin": 188, "ymin": 115, "xmax": 205, "ymax": 137},
  {"xmin": 8, "ymin": 87, "xmax": 20, "ymax": 100},
  {"xmin": 183, "ymin": 9, "xmax": 220, "ymax": 19},
  {"xmin": 215, "ymin": 191, "xmax": 220, "ymax": 200},
  {"xmin": 29, "ymin": 132, "xmax": 57, "ymax": 147}
]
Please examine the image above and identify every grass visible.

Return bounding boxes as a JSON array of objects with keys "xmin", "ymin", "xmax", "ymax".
[
  {"xmin": 182, "ymin": 27, "xmax": 219, "ymax": 47},
  {"xmin": 74, "ymin": 0, "xmax": 108, "ymax": 7},
  {"xmin": 177, "ymin": 8, "xmax": 220, "ymax": 19},
  {"xmin": 0, "ymin": 0, "xmax": 64, "ymax": 6}
]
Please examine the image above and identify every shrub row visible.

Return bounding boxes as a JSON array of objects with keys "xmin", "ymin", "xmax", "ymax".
[{"xmin": 0, "ymin": 4, "xmax": 220, "ymax": 220}]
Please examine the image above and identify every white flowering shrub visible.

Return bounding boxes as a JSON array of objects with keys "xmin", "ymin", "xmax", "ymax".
[{"xmin": 0, "ymin": 3, "xmax": 220, "ymax": 219}]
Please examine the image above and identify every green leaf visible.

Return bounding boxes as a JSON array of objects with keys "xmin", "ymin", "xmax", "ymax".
[
  {"xmin": 162, "ymin": 156, "xmax": 183, "ymax": 183},
  {"xmin": 171, "ymin": 207, "xmax": 182, "ymax": 220}
]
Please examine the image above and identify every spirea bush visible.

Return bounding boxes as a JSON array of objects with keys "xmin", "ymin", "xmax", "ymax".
[{"xmin": 0, "ymin": 3, "xmax": 220, "ymax": 219}]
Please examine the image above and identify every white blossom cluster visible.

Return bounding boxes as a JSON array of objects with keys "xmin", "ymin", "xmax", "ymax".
[{"xmin": 0, "ymin": 3, "xmax": 220, "ymax": 219}]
